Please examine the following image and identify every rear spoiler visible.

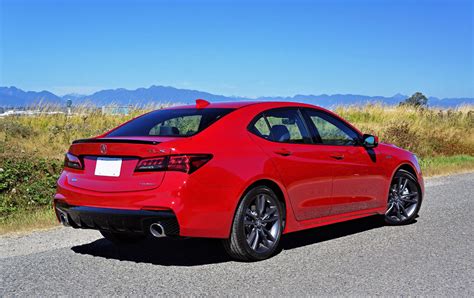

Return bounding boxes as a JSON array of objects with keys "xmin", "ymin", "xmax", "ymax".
[{"xmin": 72, "ymin": 138, "xmax": 160, "ymax": 145}]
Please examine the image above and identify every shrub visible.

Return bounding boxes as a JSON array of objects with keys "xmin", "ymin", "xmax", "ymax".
[
  {"xmin": 382, "ymin": 121, "xmax": 419, "ymax": 153},
  {"xmin": 0, "ymin": 157, "xmax": 62, "ymax": 216}
]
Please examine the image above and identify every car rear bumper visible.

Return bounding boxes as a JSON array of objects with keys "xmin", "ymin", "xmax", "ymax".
[
  {"xmin": 54, "ymin": 200, "xmax": 180, "ymax": 236},
  {"xmin": 55, "ymin": 170, "xmax": 241, "ymax": 239}
]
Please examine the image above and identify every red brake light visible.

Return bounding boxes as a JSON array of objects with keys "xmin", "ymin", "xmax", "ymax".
[
  {"xmin": 167, "ymin": 155, "xmax": 189, "ymax": 172},
  {"xmin": 135, "ymin": 155, "xmax": 212, "ymax": 174},
  {"xmin": 135, "ymin": 157, "xmax": 167, "ymax": 172},
  {"xmin": 64, "ymin": 153, "xmax": 83, "ymax": 170}
]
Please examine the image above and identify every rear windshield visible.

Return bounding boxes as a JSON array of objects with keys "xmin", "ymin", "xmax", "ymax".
[{"xmin": 106, "ymin": 108, "xmax": 234, "ymax": 137}]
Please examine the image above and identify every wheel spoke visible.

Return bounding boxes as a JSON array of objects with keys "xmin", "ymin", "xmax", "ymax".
[
  {"xmin": 262, "ymin": 227, "xmax": 276, "ymax": 242},
  {"xmin": 259, "ymin": 230, "xmax": 271, "ymax": 248},
  {"xmin": 263, "ymin": 206, "xmax": 277, "ymax": 220},
  {"xmin": 251, "ymin": 229, "xmax": 260, "ymax": 250},
  {"xmin": 399, "ymin": 203, "xmax": 408, "ymax": 217},
  {"xmin": 395, "ymin": 203, "xmax": 402, "ymax": 221},
  {"xmin": 400, "ymin": 178, "xmax": 408, "ymax": 194},
  {"xmin": 385, "ymin": 202, "xmax": 395, "ymax": 215},
  {"xmin": 400, "ymin": 197, "xmax": 417, "ymax": 204},
  {"xmin": 262, "ymin": 216, "xmax": 278, "ymax": 224},
  {"xmin": 256, "ymin": 195, "xmax": 266, "ymax": 216},
  {"xmin": 247, "ymin": 228, "xmax": 257, "ymax": 245}
]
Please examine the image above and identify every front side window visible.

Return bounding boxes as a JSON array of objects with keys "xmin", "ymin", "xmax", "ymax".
[
  {"xmin": 304, "ymin": 109, "xmax": 359, "ymax": 146},
  {"xmin": 249, "ymin": 109, "xmax": 311, "ymax": 144},
  {"xmin": 107, "ymin": 108, "xmax": 234, "ymax": 137}
]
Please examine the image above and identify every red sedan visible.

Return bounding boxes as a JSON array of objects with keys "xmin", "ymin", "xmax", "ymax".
[{"xmin": 55, "ymin": 100, "xmax": 424, "ymax": 261}]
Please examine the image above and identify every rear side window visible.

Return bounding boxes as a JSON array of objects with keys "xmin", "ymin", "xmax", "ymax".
[
  {"xmin": 249, "ymin": 109, "xmax": 311, "ymax": 144},
  {"xmin": 252, "ymin": 117, "xmax": 271, "ymax": 137},
  {"xmin": 107, "ymin": 108, "xmax": 234, "ymax": 137}
]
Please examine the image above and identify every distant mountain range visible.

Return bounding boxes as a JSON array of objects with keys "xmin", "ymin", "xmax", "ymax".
[
  {"xmin": 1, "ymin": 85, "xmax": 473, "ymax": 108},
  {"xmin": 0, "ymin": 86, "xmax": 62, "ymax": 107}
]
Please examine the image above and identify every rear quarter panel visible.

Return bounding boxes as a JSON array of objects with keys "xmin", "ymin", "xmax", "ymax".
[{"xmin": 158, "ymin": 106, "xmax": 285, "ymax": 237}]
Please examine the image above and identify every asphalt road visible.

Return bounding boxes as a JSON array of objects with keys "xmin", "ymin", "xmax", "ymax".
[{"xmin": 1, "ymin": 173, "xmax": 473, "ymax": 296}]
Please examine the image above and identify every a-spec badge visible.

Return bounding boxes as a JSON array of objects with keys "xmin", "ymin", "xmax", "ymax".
[
  {"xmin": 148, "ymin": 148, "xmax": 168, "ymax": 154},
  {"xmin": 100, "ymin": 144, "xmax": 107, "ymax": 154}
]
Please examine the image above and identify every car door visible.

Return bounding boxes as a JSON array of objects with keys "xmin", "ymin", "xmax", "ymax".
[
  {"xmin": 302, "ymin": 108, "xmax": 385, "ymax": 215},
  {"xmin": 248, "ymin": 108, "xmax": 334, "ymax": 220}
]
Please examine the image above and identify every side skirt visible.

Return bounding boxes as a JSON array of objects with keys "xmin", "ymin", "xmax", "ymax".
[{"xmin": 283, "ymin": 207, "xmax": 386, "ymax": 234}]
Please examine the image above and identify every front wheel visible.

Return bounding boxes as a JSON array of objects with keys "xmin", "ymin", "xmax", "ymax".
[
  {"xmin": 223, "ymin": 186, "xmax": 284, "ymax": 261},
  {"xmin": 385, "ymin": 169, "xmax": 422, "ymax": 225}
]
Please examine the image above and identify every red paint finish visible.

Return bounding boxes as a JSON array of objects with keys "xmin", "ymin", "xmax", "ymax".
[{"xmin": 55, "ymin": 101, "xmax": 424, "ymax": 238}]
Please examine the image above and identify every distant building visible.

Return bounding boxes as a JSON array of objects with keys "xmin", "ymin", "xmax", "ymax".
[{"xmin": 101, "ymin": 105, "xmax": 131, "ymax": 115}]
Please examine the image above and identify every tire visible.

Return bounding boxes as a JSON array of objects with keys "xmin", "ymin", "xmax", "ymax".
[
  {"xmin": 223, "ymin": 185, "xmax": 284, "ymax": 261},
  {"xmin": 384, "ymin": 169, "xmax": 422, "ymax": 225},
  {"xmin": 100, "ymin": 231, "xmax": 145, "ymax": 244}
]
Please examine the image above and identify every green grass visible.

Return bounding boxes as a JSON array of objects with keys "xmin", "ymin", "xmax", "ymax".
[
  {"xmin": 420, "ymin": 155, "xmax": 474, "ymax": 177},
  {"xmin": 0, "ymin": 206, "xmax": 58, "ymax": 235}
]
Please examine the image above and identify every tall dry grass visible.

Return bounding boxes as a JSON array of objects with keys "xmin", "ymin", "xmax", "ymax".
[
  {"xmin": 335, "ymin": 104, "xmax": 474, "ymax": 158},
  {"xmin": 1, "ymin": 103, "xmax": 472, "ymax": 160},
  {"xmin": 0, "ymin": 103, "xmax": 171, "ymax": 159}
]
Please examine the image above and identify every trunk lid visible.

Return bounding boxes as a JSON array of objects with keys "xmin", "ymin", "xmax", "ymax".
[{"xmin": 66, "ymin": 137, "xmax": 181, "ymax": 193}]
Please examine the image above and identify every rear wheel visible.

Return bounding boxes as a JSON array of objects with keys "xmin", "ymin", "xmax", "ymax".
[
  {"xmin": 100, "ymin": 231, "xmax": 145, "ymax": 244},
  {"xmin": 223, "ymin": 186, "xmax": 284, "ymax": 261},
  {"xmin": 385, "ymin": 169, "xmax": 421, "ymax": 225}
]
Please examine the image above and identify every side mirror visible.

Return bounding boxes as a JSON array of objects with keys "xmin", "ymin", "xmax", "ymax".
[{"xmin": 362, "ymin": 134, "xmax": 378, "ymax": 148}]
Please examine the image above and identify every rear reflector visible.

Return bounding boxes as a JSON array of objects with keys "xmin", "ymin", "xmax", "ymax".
[{"xmin": 135, "ymin": 154, "xmax": 212, "ymax": 174}]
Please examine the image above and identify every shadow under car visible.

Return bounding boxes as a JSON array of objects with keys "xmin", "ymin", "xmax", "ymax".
[{"xmin": 71, "ymin": 215, "xmax": 415, "ymax": 266}]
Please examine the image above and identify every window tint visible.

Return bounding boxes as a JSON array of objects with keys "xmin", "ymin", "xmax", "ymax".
[
  {"xmin": 250, "ymin": 117, "xmax": 271, "ymax": 138},
  {"xmin": 107, "ymin": 108, "xmax": 234, "ymax": 137},
  {"xmin": 304, "ymin": 109, "xmax": 359, "ymax": 146},
  {"xmin": 149, "ymin": 115, "xmax": 201, "ymax": 136},
  {"xmin": 250, "ymin": 109, "xmax": 311, "ymax": 144}
]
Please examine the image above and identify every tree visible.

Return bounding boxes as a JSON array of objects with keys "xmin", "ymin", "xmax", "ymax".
[{"xmin": 400, "ymin": 92, "xmax": 428, "ymax": 107}]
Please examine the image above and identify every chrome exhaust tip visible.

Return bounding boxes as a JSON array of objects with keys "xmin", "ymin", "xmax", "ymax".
[
  {"xmin": 149, "ymin": 223, "xmax": 166, "ymax": 238},
  {"xmin": 58, "ymin": 211, "xmax": 70, "ymax": 226}
]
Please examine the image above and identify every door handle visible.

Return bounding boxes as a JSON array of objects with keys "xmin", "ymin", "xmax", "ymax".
[
  {"xmin": 330, "ymin": 154, "xmax": 345, "ymax": 160},
  {"xmin": 274, "ymin": 149, "xmax": 292, "ymax": 156}
]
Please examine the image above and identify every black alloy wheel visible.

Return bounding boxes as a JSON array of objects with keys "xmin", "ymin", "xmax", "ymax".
[
  {"xmin": 385, "ymin": 169, "xmax": 422, "ymax": 225},
  {"xmin": 223, "ymin": 185, "xmax": 284, "ymax": 261}
]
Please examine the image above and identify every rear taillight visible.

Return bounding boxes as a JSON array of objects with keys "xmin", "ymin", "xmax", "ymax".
[
  {"xmin": 135, "ymin": 154, "xmax": 212, "ymax": 174},
  {"xmin": 64, "ymin": 153, "xmax": 83, "ymax": 170},
  {"xmin": 135, "ymin": 156, "xmax": 167, "ymax": 171}
]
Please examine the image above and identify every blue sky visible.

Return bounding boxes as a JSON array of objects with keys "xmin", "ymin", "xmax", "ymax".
[{"xmin": 0, "ymin": 0, "xmax": 472, "ymax": 98}]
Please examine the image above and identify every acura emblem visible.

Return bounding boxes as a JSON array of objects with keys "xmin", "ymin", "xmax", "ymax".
[{"xmin": 100, "ymin": 144, "xmax": 107, "ymax": 154}]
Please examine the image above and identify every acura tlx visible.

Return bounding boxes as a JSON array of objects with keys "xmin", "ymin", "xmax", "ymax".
[{"xmin": 54, "ymin": 99, "xmax": 423, "ymax": 261}]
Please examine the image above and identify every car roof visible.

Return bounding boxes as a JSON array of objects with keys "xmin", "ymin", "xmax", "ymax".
[
  {"xmin": 168, "ymin": 101, "xmax": 320, "ymax": 110},
  {"xmin": 167, "ymin": 100, "xmax": 362, "ymax": 136}
]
